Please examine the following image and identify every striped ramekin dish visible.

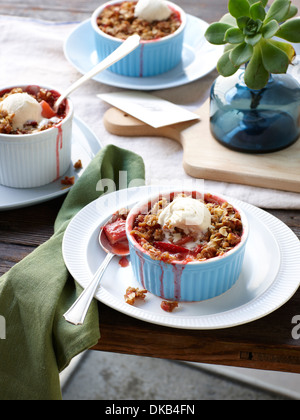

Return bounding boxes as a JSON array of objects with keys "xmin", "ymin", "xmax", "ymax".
[
  {"xmin": 0, "ymin": 85, "xmax": 73, "ymax": 189},
  {"xmin": 126, "ymin": 191, "xmax": 249, "ymax": 302}
]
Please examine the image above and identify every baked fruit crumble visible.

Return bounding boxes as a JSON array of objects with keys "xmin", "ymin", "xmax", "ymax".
[
  {"xmin": 0, "ymin": 86, "xmax": 67, "ymax": 135},
  {"xmin": 97, "ymin": 1, "xmax": 182, "ymax": 41}
]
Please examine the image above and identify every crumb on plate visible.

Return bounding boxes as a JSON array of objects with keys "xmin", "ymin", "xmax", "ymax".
[
  {"xmin": 161, "ymin": 301, "xmax": 179, "ymax": 313},
  {"xmin": 124, "ymin": 287, "xmax": 148, "ymax": 306},
  {"xmin": 61, "ymin": 176, "xmax": 75, "ymax": 186},
  {"xmin": 74, "ymin": 159, "xmax": 83, "ymax": 170}
]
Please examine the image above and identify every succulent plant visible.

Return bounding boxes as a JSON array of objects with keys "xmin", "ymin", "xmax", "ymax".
[{"xmin": 205, "ymin": 0, "xmax": 300, "ymax": 89}]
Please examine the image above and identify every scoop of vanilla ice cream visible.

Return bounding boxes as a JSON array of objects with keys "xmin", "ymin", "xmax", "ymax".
[
  {"xmin": 158, "ymin": 197, "xmax": 212, "ymax": 235},
  {"xmin": 0, "ymin": 92, "xmax": 43, "ymax": 130},
  {"xmin": 135, "ymin": 0, "xmax": 171, "ymax": 22}
]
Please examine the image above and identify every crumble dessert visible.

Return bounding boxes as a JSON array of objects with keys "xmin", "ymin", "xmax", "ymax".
[
  {"xmin": 96, "ymin": 0, "xmax": 182, "ymax": 41},
  {"xmin": 0, "ymin": 86, "xmax": 68, "ymax": 135},
  {"xmin": 130, "ymin": 192, "xmax": 243, "ymax": 264}
]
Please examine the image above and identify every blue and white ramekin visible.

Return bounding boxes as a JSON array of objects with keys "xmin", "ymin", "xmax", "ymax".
[
  {"xmin": 91, "ymin": 0, "xmax": 186, "ymax": 77},
  {"xmin": 126, "ymin": 192, "xmax": 249, "ymax": 302},
  {"xmin": 0, "ymin": 84, "xmax": 73, "ymax": 188}
]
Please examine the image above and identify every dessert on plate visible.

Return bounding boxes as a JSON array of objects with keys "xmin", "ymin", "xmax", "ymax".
[
  {"xmin": 0, "ymin": 85, "xmax": 73, "ymax": 189},
  {"xmin": 126, "ymin": 191, "xmax": 249, "ymax": 302},
  {"xmin": 130, "ymin": 192, "xmax": 244, "ymax": 263},
  {"xmin": 91, "ymin": 0, "xmax": 186, "ymax": 77}
]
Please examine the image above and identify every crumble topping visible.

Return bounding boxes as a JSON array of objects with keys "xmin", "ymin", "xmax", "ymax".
[
  {"xmin": 124, "ymin": 287, "xmax": 148, "ymax": 305},
  {"xmin": 97, "ymin": 1, "xmax": 181, "ymax": 41},
  {"xmin": 61, "ymin": 176, "xmax": 75, "ymax": 186},
  {"xmin": 130, "ymin": 193, "xmax": 243, "ymax": 264},
  {"xmin": 161, "ymin": 301, "xmax": 179, "ymax": 312},
  {"xmin": 0, "ymin": 87, "xmax": 67, "ymax": 135},
  {"xmin": 74, "ymin": 159, "xmax": 83, "ymax": 170}
]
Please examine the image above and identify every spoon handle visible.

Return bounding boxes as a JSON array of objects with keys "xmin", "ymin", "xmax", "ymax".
[
  {"xmin": 55, "ymin": 34, "xmax": 140, "ymax": 109},
  {"xmin": 63, "ymin": 252, "xmax": 115, "ymax": 325}
]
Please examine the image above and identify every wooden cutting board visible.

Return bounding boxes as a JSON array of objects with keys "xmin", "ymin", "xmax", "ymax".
[{"xmin": 103, "ymin": 99, "xmax": 300, "ymax": 193}]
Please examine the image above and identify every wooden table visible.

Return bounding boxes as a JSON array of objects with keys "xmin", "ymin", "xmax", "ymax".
[{"xmin": 1, "ymin": 0, "xmax": 300, "ymax": 374}]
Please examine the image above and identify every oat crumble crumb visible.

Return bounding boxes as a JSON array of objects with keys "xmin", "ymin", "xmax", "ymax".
[
  {"xmin": 61, "ymin": 176, "xmax": 75, "ymax": 186},
  {"xmin": 74, "ymin": 159, "xmax": 83, "ymax": 170},
  {"xmin": 161, "ymin": 301, "xmax": 179, "ymax": 313},
  {"xmin": 124, "ymin": 287, "xmax": 148, "ymax": 305}
]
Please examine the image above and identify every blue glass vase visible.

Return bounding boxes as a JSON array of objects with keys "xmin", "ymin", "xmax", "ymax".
[{"xmin": 210, "ymin": 69, "xmax": 300, "ymax": 153}]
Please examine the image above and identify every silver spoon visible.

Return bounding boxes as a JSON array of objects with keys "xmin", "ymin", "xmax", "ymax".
[
  {"xmin": 54, "ymin": 34, "xmax": 140, "ymax": 111},
  {"xmin": 63, "ymin": 216, "xmax": 130, "ymax": 326}
]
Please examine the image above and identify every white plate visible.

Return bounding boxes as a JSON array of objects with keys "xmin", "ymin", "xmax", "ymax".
[
  {"xmin": 64, "ymin": 15, "xmax": 224, "ymax": 91},
  {"xmin": 0, "ymin": 116, "xmax": 102, "ymax": 211},
  {"xmin": 62, "ymin": 186, "xmax": 300, "ymax": 330}
]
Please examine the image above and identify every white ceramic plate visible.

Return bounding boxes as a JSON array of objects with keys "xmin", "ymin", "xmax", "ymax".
[
  {"xmin": 64, "ymin": 15, "xmax": 224, "ymax": 91},
  {"xmin": 62, "ymin": 186, "xmax": 300, "ymax": 330},
  {"xmin": 0, "ymin": 116, "xmax": 102, "ymax": 211}
]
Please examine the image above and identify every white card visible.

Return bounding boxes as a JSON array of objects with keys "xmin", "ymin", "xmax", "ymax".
[{"xmin": 98, "ymin": 91, "xmax": 200, "ymax": 128}]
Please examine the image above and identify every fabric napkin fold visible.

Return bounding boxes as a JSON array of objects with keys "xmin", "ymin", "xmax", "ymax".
[{"xmin": 0, "ymin": 145, "xmax": 145, "ymax": 400}]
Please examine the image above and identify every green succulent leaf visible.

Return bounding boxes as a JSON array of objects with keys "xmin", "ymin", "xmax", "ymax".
[
  {"xmin": 261, "ymin": 19, "xmax": 280, "ymax": 38},
  {"xmin": 230, "ymin": 42, "xmax": 253, "ymax": 66},
  {"xmin": 244, "ymin": 45, "xmax": 270, "ymax": 90},
  {"xmin": 204, "ymin": 23, "xmax": 233, "ymax": 45},
  {"xmin": 250, "ymin": 2, "xmax": 266, "ymax": 20},
  {"xmin": 283, "ymin": 4, "xmax": 298, "ymax": 20},
  {"xmin": 228, "ymin": 0, "xmax": 250, "ymax": 18},
  {"xmin": 265, "ymin": 0, "xmax": 292, "ymax": 23},
  {"xmin": 217, "ymin": 51, "xmax": 240, "ymax": 77},
  {"xmin": 224, "ymin": 27, "xmax": 245, "ymax": 44},
  {"xmin": 276, "ymin": 18, "xmax": 300, "ymax": 42},
  {"xmin": 247, "ymin": 0, "xmax": 268, "ymax": 6},
  {"xmin": 219, "ymin": 13, "xmax": 238, "ymax": 26},
  {"xmin": 224, "ymin": 44, "xmax": 236, "ymax": 53},
  {"xmin": 245, "ymin": 33, "xmax": 262, "ymax": 45},
  {"xmin": 260, "ymin": 39, "xmax": 290, "ymax": 73},
  {"xmin": 268, "ymin": 39, "xmax": 296, "ymax": 62}
]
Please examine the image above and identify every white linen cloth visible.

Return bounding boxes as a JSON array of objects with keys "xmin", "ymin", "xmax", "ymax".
[{"xmin": 0, "ymin": 15, "xmax": 299, "ymax": 209}]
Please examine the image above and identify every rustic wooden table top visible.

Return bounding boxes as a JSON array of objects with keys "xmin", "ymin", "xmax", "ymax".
[{"xmin": 0, "ymin": 0, "xmax": 300, "ymax": 374}]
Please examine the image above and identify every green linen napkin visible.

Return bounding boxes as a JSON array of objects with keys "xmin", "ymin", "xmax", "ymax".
[{"xmin": 0, "ymin": 145, "xmax": 145, "ymax": 400}]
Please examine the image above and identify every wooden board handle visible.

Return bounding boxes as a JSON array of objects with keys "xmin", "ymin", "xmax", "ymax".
[
  {"xmin": 103, "ymin": 104, "xmax": 206, "ymax": 145},
  {"xmin": 103, "ymin": 101, "xmax": 300, "ymax": 193}
]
